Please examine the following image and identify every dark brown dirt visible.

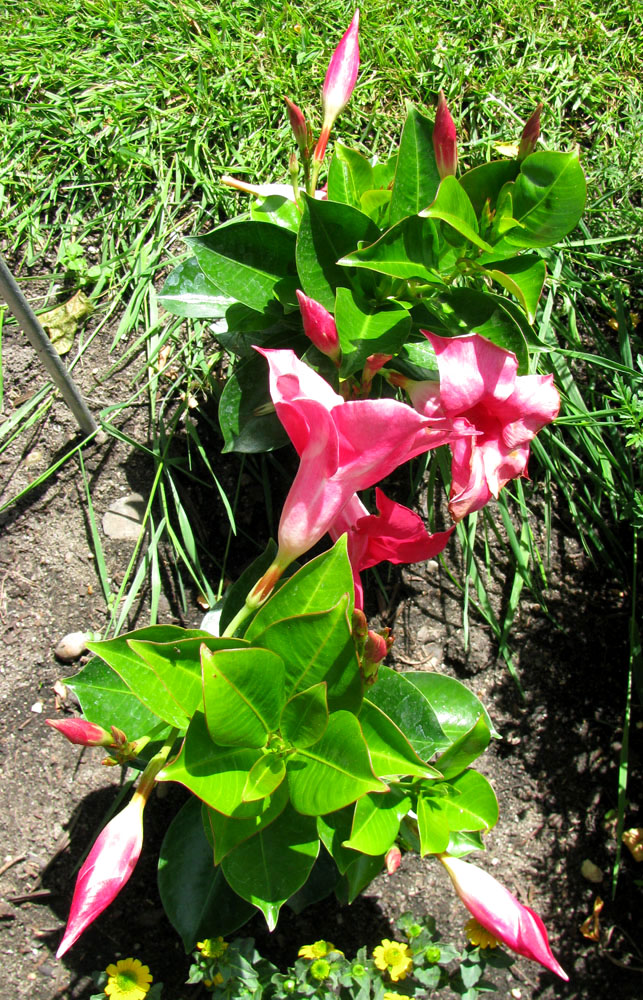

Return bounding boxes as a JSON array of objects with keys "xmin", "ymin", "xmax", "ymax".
[{"xmin": 0, "ymin": 278, "xmax": 641, "ymax": 1000}]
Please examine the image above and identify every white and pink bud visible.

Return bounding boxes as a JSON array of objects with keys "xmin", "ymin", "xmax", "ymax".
[
  {"xmin": 296, "ymin": 290, "xmax": 341, "ymax": 362},
  {"xmin": 314, "ymin": 11, "xmax": 360, "ymax": 163},
  {"xmin": 433, "ymin": 90, "xmax": 458, "ymax": 179}
]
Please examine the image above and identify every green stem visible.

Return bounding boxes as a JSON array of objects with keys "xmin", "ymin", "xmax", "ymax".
[{"xmin": 135, "ymin": 727, "xmax": 179, "ymax": 800}]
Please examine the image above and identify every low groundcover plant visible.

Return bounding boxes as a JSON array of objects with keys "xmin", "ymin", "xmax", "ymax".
[{"xmin": 47, "ymin": 8, "xmax": 583, "ymax": 984}]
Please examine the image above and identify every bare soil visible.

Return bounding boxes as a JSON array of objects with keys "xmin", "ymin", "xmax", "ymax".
[{"xmin": 0, "ymin": 281, "xmax": 641, "ymax": 1000}]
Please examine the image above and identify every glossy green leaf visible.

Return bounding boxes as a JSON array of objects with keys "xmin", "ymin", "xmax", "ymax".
[
  {"xmin": 360, "ymin": 189, "xmax": 393, "ymax": 227},
  {"xmin": 403, "ymin": 672, "xmax": 497, "ymax": 742},
  {"xmin": 446, "ymin": 829, "xmax": 486, "ymax": 857},
  {"xmin": 86, "ymin": 626, "xmax": 211, "ymax": 729},
  {"xmin": 442, "ymin": 769, "xmax": 499, "ymax": 831},
  {"xmin": 422, "ymin": 288, "xmax": 529, "ymax": 374},
  {"xmin": 246, "ymin": 535, "xmax": 354, "ymax": 639},
  {"xmin": 158, "ymin": 711, "xmax": 262, "ymax": 816},
  {"xmin": 65, "ymin": 657, "xmax": 163, "ymax": 737},
  {"xmin": 221, "ymin": 804, "xmax": 319, "ymax": 929},
  {"xmin": 158, "ymin": 256, "xmax": 233, "ymax": 319},
  {"xmin": 359, "ymin": 699, "xmax": 440, "ymax": 779},
  {"xmin": 285, "ymin": 848, "xmax": 339, "ymax": 913},
  {"xmin": 390, "ymin": 104, "xmax": 440, "ymax": 224},
  {"xmin": 250, "ymin": 194, "xmax": 301, "ymax": 232},
  {"xmin": 339, "ymin": 215, "xmax": 442, "ymax": 284},
  {"xmin": 505, "ymin": 151, "xmax": 586, "ymax": 247},
  {"xmin": 367, "ymin": 667, "xmax": 448, "ymax": 759},
  {"xmin": 205, "ymin": 780, "xmax": 290, "ymax": 864},
  {"xmin": 317, "ymin": 808, "xmax": 358, "ymax": 874},
  {"xmin": 421, "ymin": 176, "xmax": 493, "ymax": 252},
  {"xmin": 416, "ymin": 791, "xmax": 451, "ymax": 855},
  {"xmin": 252, "ymin": 599, "xmax": 362, "ymax": 714},
  {"xmin": 202, "ymin": 646, "xmax": 285, "ymax": 748},
  {"xmin": 336, "ymin": 853, "xmax": 385, "ymax": 904},
  {"xmin": 187, "ymin": 222, "xmax": 297, "ymax": 313},
  {"xmin": 434, "ymin": 715, "xmax": 491, "ymax": 779},
  {"xmin": 280, "ymin": 683, "xmax": 329, "ymax": 748},
  {"xmin": 327, "ymin": 144, "xmax": 374, "ymax": 208},
  {"xmin": 479, "ymin": 254, "xmax": 546, "ymax": 323},
  {"xmin": 287, "ymin": 711, "xmax": 385, "ymax": 815},
  {"xmin": 344, "ymin": 788, "xmax": 411, "ymax": 855},
  {"xmin": 242, "ymin": 753, "xmax": 286, "ymax": 801},
  {"xmin": 336, "ymin": 288, "xmax": 412, "ymax": 377},
  {"xmin": 459, "ymin": 159, "xmax": 520, "ymax": 217},
  {"xmin": 219, "ymin": 352, "xmax": 290, "ymax": 454},
  {"xmin": 158, "ymin": 796, "xmax": 254, "ymax": 949},
  {"xmin": 296, "ymin": 195, "xmax": 379, "ymax": 310}
]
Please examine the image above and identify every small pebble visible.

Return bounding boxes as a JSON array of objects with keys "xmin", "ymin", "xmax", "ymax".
[
  {"xmin": 54, "ymin": 631, "xmax": 93, "ymax": 662},
  {"xmin": 581, "ymin": 858, "xmax": 603, "ymax": 883}
]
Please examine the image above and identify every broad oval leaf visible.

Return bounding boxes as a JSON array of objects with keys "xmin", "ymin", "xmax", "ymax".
[
  {"xmin": 317, "ymin": 808, "xmax": 359, "ymax": 874},
  {"xmin": 344, "ymin": 788, "xmax": 411, "ymax": 856},
  {"xmin": 280, "ymin": 683, "xmax": 329, "ymax": 748},
  {"xmin": 339, "ymin": 216, "xmax": 443, "ymax": 284},
  {"xmin": 420, "ymin": 176, "xmax": 493, "ymax": 252},
  {"xmin": 65, "ymin": 657, "xmax": 163, "ymax": 738},
  {"xmin": 390, "ymin": 104, "xmax": 440, "ymax": 225},
  {"xmin": 367, "ymin": 666, "xmax": 448, "ymax": 759},
  {"xmin": 250, "ymin": 194, "xmax": 301, "ymax": 232},
  {"xmin": 442, "ymin": 769, "xmax": 499, "ymax": 832},
  {"xmin": 336, "ymin": 852, "xmax": 385, "ymax": 904},
  {"xmin": 327, "ymin": 143, "xmax": 375, "ymax": 208},
  {"xmin": 459, "ymin": 159, "xmax": 520, "ymax": 217},
  {"xmin": 336, "ymin": 287, "xmax": 412, "ymax": 377},
  {"xmin": 434, "ymin": 714, "xmax": 492, "ymax": 779},
  {"xmin": 416, "ymin": 790, "xmax": 451, "ymax": 855},
  {"xmin": 403, "ymin": 672, "xmax": 497, "ymax": 742},
  {"xmin": 505, "ymin": 151, "xmax": 586, "ymax": 247},
  {"xmin": 242, "ymin": 753, "xmax": 286, "ymax": 802},
  {"xmin": 359, "ymin": 699, "xmax": 440, "ymax": 779},
  {"xmin": 479, "ymin": 254, "xmax": 546, "ymax": 323},
  {"xmin": 158, "ymin": 256, "xmax": 234, "ymax": 318},
  {"xmin": 202, "ymin": 646, "xmax": 286, "ymax": 748},
  {"xmin": 205, "ymin": 780, "xmax": 290, "ymax": 864}
]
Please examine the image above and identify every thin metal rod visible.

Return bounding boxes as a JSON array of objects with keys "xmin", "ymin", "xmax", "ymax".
[{"xmin": 0, "ymin": 253, "xmax": 98, "ymax": 436}]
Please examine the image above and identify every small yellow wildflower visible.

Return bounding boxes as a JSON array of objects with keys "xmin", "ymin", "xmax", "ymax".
[
  {"xmin": 298, "ymin": 940, "xmax": 341, "ymax": 959},
  {"xmin": 464, "ymin": 917, "xmax": 499, "ymax": 949},
  {"xmin": 204, "ymin": 972, "xmax": 224, "ymax": 988},
  {"xmin": 372, "ymin": 939, "xmax": 413, "ymax": 982},
  {"xmin": 384, "ymin": 993, "xmax": 407, "ymax": 1000},
  {"xmin": 104, "ymin": 958, "xmax": 153, "ymax": 1000},
  {"xmin": 197, "ymin": 937, "xmax": 229, "ymax": 960},
  {"xmin": 310, "ymin": 959, "xmax": 332, "ymax": 981}
]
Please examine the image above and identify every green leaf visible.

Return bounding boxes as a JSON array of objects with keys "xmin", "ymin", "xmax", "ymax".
[
  {"xmin": 402, "ymin": 672, "xmax": 497, "ymax": 742},
  {"xmin": 202, "ymin": 646, "xmax": 286, "ymax": 748},
  {"xmin": 86, "ymin": 626, "xmax": 212, "ymax": 729},
  {"xmin": 359, "ymin": 699, "xmax": 440, "ymax": 779},
  {"xmin": 336, "ymin": 288, "xmax": 412, "ymax": 377},
  {"xmin": 158, "ymin": 256, "xmax": 233, "ymax": 318},
  {"xmin": 367, "ymin": 667, "xmax": 448, "ymax": 759},
  {"xmin": 296, "ymin": 195, "xmax": 379, "ymax": 310},
  {"xmin": 219, "ymin": 352, "xmax": 290, "ymax": 454},
  {"xmin": 280, "ymin": 683, "xmax": 329, "ymax": 748},
  {"xmin": 416, "ymin": 790, "xmax": 451, "ymax": 855},
  {"xmin": 479, "ymin": 254, "xmax": 546, "ymax": 323},
  {"xmin": 128, "ymin": 635, "xmax": 247, "ymax": 722},
  {"xmin": 505, "ymin": 151, "xmax": 586, "ymax": 248},
  {"xmin": 246, "ymin": 535, "xmax": 354, "ymax": 639},
  {"xmin": 221, "ymin": 804, "xmax": 319, "ymax": 929},
  {"xmin": 446, "ymin": 829, "xmax": 485, "ymax": 857},
  {"xmin": 390, "ymin": 104, "xmax": 440, "ymax": 224},
  {"xmin": 205, "ymin": 780, "xmax": 290, "ymax": 864},
  {"xmin": 459, "ymin": 159, "xmax": 520, "ymax": 217},
  {"xmin": 327, "ymin": 144, "xmax": 374, "ymax": 208},
  {"xmin": 250, "ymin": 194, "xmax": 301, "ymax": 232},
  {"xmin": 344, "ymin": 788, "xmax": 411, "ymax": 855},
  {"xmin": 317, "ymin": 808, "xmax": 358, "ymax": 874},
  {"xmin": 285, "ymin": 848, "xmax": 339, "ymax": 913},
  {"xmin": 360, "ymin": 189, "xmax": 393, "ymax": 227},
  {"xmin": 158, "ymin": 797, "xmax": 254, "ymax": 949},
  {"xmin": 187, "ymin": 222, "xmax": 297, "ymax": 313},
  {"xmin": 442, "ymin": 769, "xmax": 499, "ymax": 831},
  {"xmin": 336, "ymin": 853, "xmax": 385, "ymax": 904},
  {"xmin": 434, "ymin": 715, "xmax": 491, "ymax": 779},
  {"xmin": 339, "ymin": 215, "xmax": 443, "ymax": 284},
  {"xmin": 421, "ymin": 176, "xmax": 493, "ymax": 252},
  {"xmin": 252, "ymin": 598, "xmax": 362, "ymax": 713},
  {"xmin": 242, "ymin": 753, "xmax": 286, "ymax": 801},
  {"xmin": 158, "ymin": 711, "xmax": 263, "ymax": 816},
  {"xmin": 287, "ymin": 711, "xmax": 385, "ymax": 815},
  {"xmin": 65, "ymin": 657, "xmax": 163, "ymax": 737}
]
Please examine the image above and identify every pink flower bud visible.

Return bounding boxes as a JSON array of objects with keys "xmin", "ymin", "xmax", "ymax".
[
  {"xmin": 359, "ymin": 353, "xmax": 392, "ymax": 396},
  {"xmin": 385, "ymin": 846, "xmax": 402, "ymax": 874},
  {"xmin": 364, "ymin": 628, "xmax": 392, "ymax": 665},
  {"xmin": 433, "ymin": 90, "xmax": 458, "ymax": 179},
  {"xmin": 518, "ymin": 102, "xmax": 543, "ymax": 160},
  {"xmin": 314, "ymin": 10, "xmax": 360, "ymax": 163},
  {"xmin": 285, "ymin": 97, "xmax": 310, "ymax": 156},
  {"xmin": 296, "ymin": 290, "xmax": 341, "ymax": 362},
  {"xmin": 46, "ymin": 717, "xmax": 113, "ymax": 747},
  {"xmin": 439, "ymin": 855, "xmax": 568, "ymax": 980}
]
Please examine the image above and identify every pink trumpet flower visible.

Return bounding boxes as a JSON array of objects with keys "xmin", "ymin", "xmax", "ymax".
[
  {"xmin": 518, "ymin": 102, "xmax": 543, "ymax": 160},
  {"xmin": 314, "ymin": 10, "xmax": 360, "ymax": 163},
  {"xmin": 408, "ymin": 332, "xmax": 559, "ymax": 522},
  {"xmin": 433, "ymin": 90, "xmax": 458, "ymax": 179},
  {"xmin": 248, "ymin": 349, "xmax": 457, "ymax": 605},
  {"xmin": 329, "ymin": 488, "xmax": 454, "ymax": 608},
  {"xmin": 46, "ymin": 717, "xmax": 114, "ymax": 747},
  {"xmin": 296, "ymin": 290, "xmax": 341, "ymax": 362},
  {"xmin": 439, "ymin": 854, "xmax": 568, "ymax": 980}
]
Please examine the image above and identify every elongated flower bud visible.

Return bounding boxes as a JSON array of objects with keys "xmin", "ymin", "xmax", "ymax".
[
  {"xmin": 285, "ymin": 98, "xmax": 310, "ymax": 156},
  {"xmin": 433, "ymin": 90, "xmax": 458, "ymax": 179},
  {"xmin": 314, "ymin": 10, "xmax": 360, "ymax": 163},
  {"xmin": 46, "ymin": 717, "xmax": 114, "ymax": 747},
  {"xmin": 296, "ymin": 290, "xmax": 341, "ymax": 361},
  {"xmin": 518, "ymin": 102, "xmax": 543, "ymax": 160}
]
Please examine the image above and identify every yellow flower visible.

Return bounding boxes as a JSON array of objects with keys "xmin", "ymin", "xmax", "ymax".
[
  {"xmin": 310, "ymin": 959, "xmax": 332, "ymax": 981},
  {"xmin": 298, "ymin": 940, "xmax": 341, "ymax": 959},
  {"xmin": 204, "ymin": 972, "xmax": 224, "ymax": 988},
  {"xmin": 465, "ymin": 917, "xmax": 499, "ymax": 949},
  {"xmin": 197, "ymin": 937, "xmax": 228, "ymax": 960},
  {"xmin": 372, "ymin": 939, "xmax": 413, "ymax": 982},
  {"xmin": 104, "ymin": 958, "xmax": 153, "ymax": 1000},
  {"xmin": 384, "ymin": 993, "xmax": 406, "ymax": 1000}
]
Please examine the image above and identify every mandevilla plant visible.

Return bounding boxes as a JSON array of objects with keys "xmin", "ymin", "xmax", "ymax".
[{"xmin": 47, "ymin": 10, "xmax": 580, "ymax": 983}]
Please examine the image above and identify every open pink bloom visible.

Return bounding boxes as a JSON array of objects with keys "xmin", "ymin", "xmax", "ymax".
[
  {"xmin": 296, "ymin": 290, "xmax": 340, "ymax": 361},
  {"xmin": 314, "ymin": 10, "xmax": 360, "ymax": 163},
  {"xmin": 412, "ymin": 332, "xmax": 559, "ymax": 521},
  {"xmin": 56, "ymin": 790, "xmax": 147, "ymax": 957},
  {"xmin": 256, "ymin": 349, "xmax": 456, "ymax": 574},
  {"xmin": 329, "ymin": 487, "xmax": 454, "ymax": 607},
  {"xmin": 439, "ymin": 854, "xmax": 568, "ymax": 980},
  {"xmin": 433, "ymin": 90, "xmax": 458, "ymax": 179},
  {"xmin": 46, "ymin": 717, "xmax": 113, "ymax": 747}
]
